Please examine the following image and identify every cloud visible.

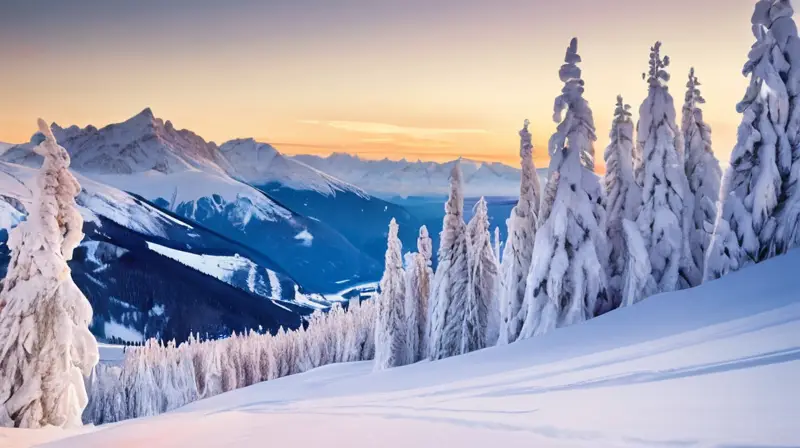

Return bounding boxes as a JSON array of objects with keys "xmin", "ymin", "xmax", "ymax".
[{"xmin": 299, "ymin": 119, "xmax": 487, "ymax": 138}]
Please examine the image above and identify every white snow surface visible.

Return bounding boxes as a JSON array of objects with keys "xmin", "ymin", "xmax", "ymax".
[
  {"xmin": 293, "ymin": 230, "xmax": 313, "ymax": 246},
  {"xmin": 102, "ymin": 321, "xmax": 144, "ymax": 344},
  {"xmin": 146, "ymin": 242, "xmax": 254, "ymax": 287},
  {"xmin": 7, "ymin": 243, "xmax": 796, "ymax": 448}
]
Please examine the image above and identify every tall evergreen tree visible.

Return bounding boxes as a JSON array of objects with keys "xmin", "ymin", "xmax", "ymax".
[
  {"xmin": 0, "ymin": 120, "xmax": 99, "ymax": 428},
  {"xmin": 464, "ymin": 198, "xmax": 499, "ymax": 351},
  {"xmin": 603, "ymin": 95, "xmax": 640, "ymax": 306},
  {"xmin": 518, "ymin": 38, "xmax": 609, "ymax": 339},
  {"xmin": 766, "ymin": 0, "xmax": 800, "ymax": 256},
  {"xmin": 635, "ymin": 42, "xmax": 691, "ymax": 293},
  {"xmin": 403, "ymin": 226, "xmax": 432, "ymax": 362},
  {"xmin": 707, "ymin": 1, "xmax": 798, "ymax": 280},
  {"xmin": 498, "ymin": 119, "xmax": 541, "ymax": 344},
  {"xmin": 682, "ymin": 68, "xmax": 722, "ymax": 282},
  {"xmin": 374, "ymin": 219, "xmax": 408, "ymax": 370},
  {"xmin": 429, "ymin": 162, "xmax": 470, "ymax": 360}
]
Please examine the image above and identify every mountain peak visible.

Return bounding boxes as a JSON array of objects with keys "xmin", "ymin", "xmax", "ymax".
[{"xmin": 138, "ymin": 107, "xmax": 155, "ymax": 119}]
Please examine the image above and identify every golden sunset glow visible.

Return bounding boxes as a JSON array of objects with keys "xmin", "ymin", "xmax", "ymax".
[{"xmin": 0, "ymin": 1, "xmax": 760, "ymax": 166}]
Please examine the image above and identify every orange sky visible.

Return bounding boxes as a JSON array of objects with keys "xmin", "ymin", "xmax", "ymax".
[{"xmin": 0, "ymin": 1, "xmax": 761, "ymax": 167}]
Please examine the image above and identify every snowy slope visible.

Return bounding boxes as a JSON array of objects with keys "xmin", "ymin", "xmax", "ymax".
[
  {"xmin": 293, "ymin": 153, "xmax": 545, "ymax": 196},
  {"xmin": 17, "ymin": 250, "xmax": 800, "ymax": 448}
]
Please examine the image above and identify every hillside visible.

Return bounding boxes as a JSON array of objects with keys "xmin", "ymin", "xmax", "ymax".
[{"xmin": 9, "ymin": 249, "xmax": 800, "ymax": 448}]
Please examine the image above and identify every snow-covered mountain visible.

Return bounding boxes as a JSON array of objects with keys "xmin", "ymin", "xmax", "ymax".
[
  {"xmin": 293, "ymin": 153, "xmax": 540, "ymax": 197},
  {"xmin": 0, "ymin": 110, "xmax": 406, "ymax": 293},
  {"xmin": 0, "ymin": 160, "xmax": 313, "ymax": 342},
  {"xmin": 220, "ymin": 138, "xmax": 366, "ymax": 196},
  {"xmin": 2, "ymin": 109, "xmax": 231, "ymax": 175}
]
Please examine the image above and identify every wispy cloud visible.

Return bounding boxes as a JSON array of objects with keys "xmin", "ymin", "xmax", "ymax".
[{"xmin": 299, "ymin": 120, "xmax": 487, "ymax": 138}]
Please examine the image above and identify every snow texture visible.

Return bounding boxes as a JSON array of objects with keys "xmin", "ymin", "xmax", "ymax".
[{"xmin": 145, "ymin": 242, "xmax": 258, "ymax": 291}]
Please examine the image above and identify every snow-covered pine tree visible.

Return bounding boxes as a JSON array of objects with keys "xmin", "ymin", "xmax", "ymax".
[
  {"xmin": 429, "ymin": 162, "xmax": 470, "ymax": 359},
  {"xmin": 518, "ymin": 38, "xmax": 609, "ymax": 339},
  {"xmin": 373, "ymin": 219, "xmax": 408, "ymax": 370},
  {"xmin": 634, "ymin": 42, "xmax": 692, "ymax": 293},
  {"xmin": 0, "ymin": 119, "xmax": 99, "ymax": 429},
  {"xmin": 498, "ymin": 120, "xmax": 541, "ymax": 344},
  {"xmin": 682, "ymin": 68, "xmax": 722, "ymax": 281},
  {"xmin": 403, "ymin": 225, "xmax": 433, "ymax": 363},
  {"xmin": 603, "ymin": 95, "xmax": 640, "ymax": 307},
  {"xmin": 707, "ymin": 1, "xmax": 799, "ymax": 279},
  {"xmin": 758, "ymin": 0, "xmax": 800, "ymax": 257},
  {"xmin": 464, "ymin": 197, "xmax": 499, "ymax": 351}
]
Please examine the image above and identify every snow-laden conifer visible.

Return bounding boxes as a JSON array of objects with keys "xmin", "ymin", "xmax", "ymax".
[
  {"xmin": 403, "ymin": 226, "xmax": 432, "ymax": 362},
  {"xmin": 429, "ymin": 162, "xmax": 470, "ymax": 359},
  {"xmin": 465, "ymin": 198, "xmax": 499, "ymax": 351},
  {"xmin": 603, "ymin": 95, "xmax": 640, "ymax": 305},
  {"xmin": 0, "ymin": 119, "xmax": 99, "ymax": 428},
  {"xmin": 634, "ymin": 42, "xmax": 692, "ymax": 292},
  {"xmin": 708, "ymin": 1, "xmax": 799, "ymax": 279},
  {"xmin": 518, "ymin": 38, "xmax": 609, "ymax": 339},
  {"xmin": 498, "ymin": 120, "xmax": 541, "ymax": 344},
  {"xmin": 681, "ymin": 68, "xmax": 722, "ymax": 282},
  {"xmin": 374, "ymin": 219, "xmax": 408, "ymax": 370},
  {"xmin": 760, "ymin": 0, "xmax": 800, "ymax": 257}
]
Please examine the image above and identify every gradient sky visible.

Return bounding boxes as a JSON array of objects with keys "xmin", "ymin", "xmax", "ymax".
[{"xmin": 0, "ymin": 0, "xmax": 764, "ymax": 166}]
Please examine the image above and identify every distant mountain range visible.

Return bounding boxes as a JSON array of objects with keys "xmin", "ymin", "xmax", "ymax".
[
  {"xmin": 0, "ymin": 109, "xmax": 526, "ymax": 343},
  {"xmin": 294, "ymin": 153, "xmax": 526, "ymax": 197}
]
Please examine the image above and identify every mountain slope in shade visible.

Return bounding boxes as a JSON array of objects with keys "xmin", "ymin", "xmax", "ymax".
[
  {"xmin": 0, "ymin": 161, "xmax": 315, "ymax": 343},
  {"xmin": 292, "ymin": 153, "xmax": 540, "ymax": 196}
]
